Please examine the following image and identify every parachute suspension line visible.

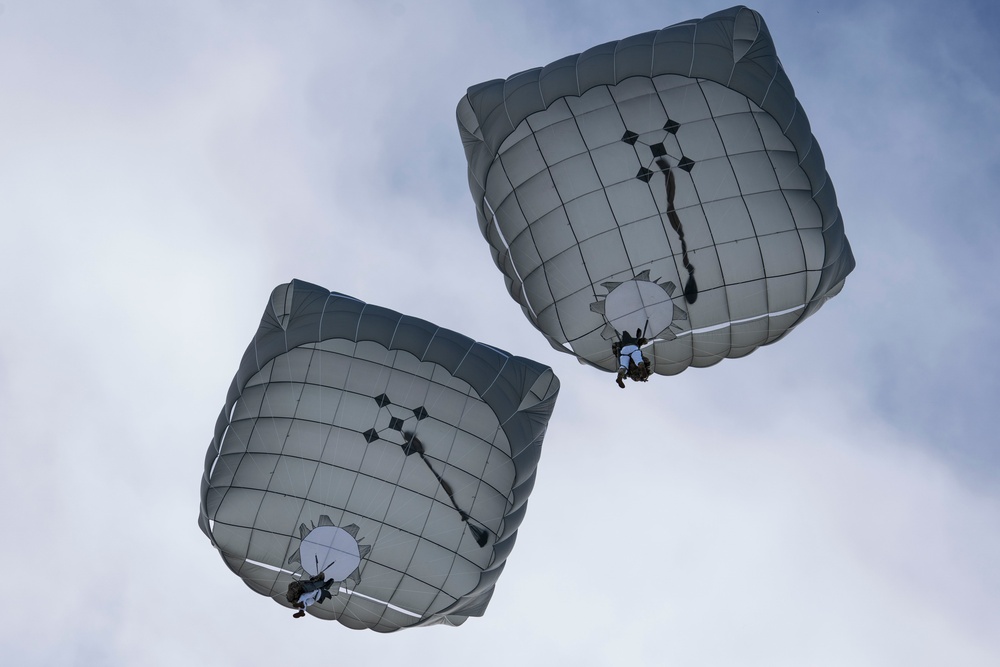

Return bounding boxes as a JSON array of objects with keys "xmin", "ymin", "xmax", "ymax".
[
  {"xmin": 657, "ymin": 156, "xmax": 698, "ymax": 304},
  {"xmin": 614, "ymin": 318, "xmax": 649, "ymax": 344}
]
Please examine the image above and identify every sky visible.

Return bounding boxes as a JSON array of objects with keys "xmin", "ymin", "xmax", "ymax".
[{"xmin": 1, "ymin": 0, "xmax": 999, "ymax": 665}]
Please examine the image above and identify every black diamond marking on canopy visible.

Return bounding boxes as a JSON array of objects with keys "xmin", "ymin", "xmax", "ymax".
[
  {"xmin": 371, "ymin": 397, "xmax": 433, "ymax": 442},
  {"xmin": 363, "ymin": 428, "xmax": 379, "ymax": 443},
  {"xmin": 678, "ymin": 156, "xmax": 695, "ymax": 172},
  {"xmin": 624, "ymin": 123, "xmax": 683, "ymax": 181}
]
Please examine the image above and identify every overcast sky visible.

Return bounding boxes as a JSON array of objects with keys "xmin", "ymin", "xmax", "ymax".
[{"xmin": 2, "ymin": 1, "xmax": 999, "ymax": 665}]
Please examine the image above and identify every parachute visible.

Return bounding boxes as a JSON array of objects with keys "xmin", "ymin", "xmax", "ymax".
[
  {"xmin": 457, "ymin": 5, "xmax": 855, "ymax": 376},
  {"xmin": 198, "ymin": 280, "xmax": 559, "ymax": 631}
]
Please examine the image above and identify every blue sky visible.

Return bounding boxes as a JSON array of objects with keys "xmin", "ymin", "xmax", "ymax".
[{"xmin": 1, "ymin": 1, "xmax": 998, "ymax": 665}]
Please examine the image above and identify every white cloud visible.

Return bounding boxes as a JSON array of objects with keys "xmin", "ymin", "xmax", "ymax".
[{"xmin": 1, "ymin": 1, "xmax": 997, "ymax": 665}]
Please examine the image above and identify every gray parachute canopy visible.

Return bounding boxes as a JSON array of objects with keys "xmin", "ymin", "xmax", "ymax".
[
  {"xmin": 199, "ymin": 280, "xmax": 559, "ymax": 631},
  {"xmin": 457, "ymin": 5, "xmax": 855, "ymax": 376}
]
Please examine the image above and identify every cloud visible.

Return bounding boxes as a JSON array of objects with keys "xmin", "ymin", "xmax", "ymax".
[{"xmin": 1, "ymin": 1, "xmax": 997, "ymax": 665}]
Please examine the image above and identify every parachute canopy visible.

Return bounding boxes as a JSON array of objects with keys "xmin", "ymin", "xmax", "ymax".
[
  {"xmin": 199, "ymin": 280, "xmax": 559, "ymax": 631},
  {"xmin": 457, "ymin": 5, "xmax": 854, "ymax": 376}
]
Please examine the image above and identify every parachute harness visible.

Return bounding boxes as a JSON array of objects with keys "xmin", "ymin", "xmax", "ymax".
[{"xmin": 612, "ymin": 324, "xmax": 653, "ymax": 383}]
